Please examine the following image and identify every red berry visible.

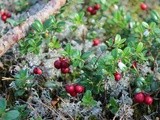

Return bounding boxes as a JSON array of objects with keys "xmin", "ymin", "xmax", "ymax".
[
  {"xmin": 70, "ymin": 91, "xmax": 77, "ymax": 97},
  {"xmin": 94, "ymin": 4, "xmax": 100, "ymax": 10},
  {"xmin": 61, "ymin": 67, "xmax": 70, "ymax": 74},
  {"xmin": 144, "ymin": 95, "xmax": 153, "ymax": 105},
  {"xmin": 134, "ymin": 92, "xmax": 145, "ymax": 103},
  {"xmin": 1, "ymin": 15, "xmax": 7, "ymax": 22},
  {"xmin": 0, "ymin": 11, "xmax": 4, "ymax": 16},
  {"xmin": 6, "ymin": 12, "xmax": 11, "ymax": 18},
  {"xmin": 140, "ymin": 3, "xmax": 148, "ymax": 10},
  {"xmin": 60, "ymin": 58, "xmax": 70, "ymax": 68},
  {"xmin": 65, "ymin": 84, "xmax": 75, "ymax": 94},
  {"xmin": 54, "ymin": 60, "xmax": 61, "ymax": 69},
  {"xmin": 75, "ymin": 85, "xmax": 85, "ymax": 93},
  {"xmin": 92, "ymin": 38, "xmax": 100, "ymax": 46},
  {"xmin": 132, "ymin": 61, "xmax": 137, "ymax": 68},
  {"xmin": 114, "ymin": 72, "xmax": 122, "ymax": 81},
  {"xmin": 33, "ymin": 67, "xmax": 42, "ymax": 75},
  {"xmin": 90, "ymin": 10, "xmax": 97, "ymax": 15},
  {"xmin": 87, "ymin": 6, "xmax": 94, "ymax": 13}
]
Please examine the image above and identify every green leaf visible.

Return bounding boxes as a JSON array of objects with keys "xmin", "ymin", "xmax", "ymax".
[
  {"xmin": 81, "ymin": 51, "xmax": 93, "ymax": 60},
  {"xmin": 151, "ymin": 81, "xmax": 159, "ymax": 91},
  {"xmin": 107, "ymin": 98, "xmax": 119, "ymax": 114},
  {"xmin": 7, "ymin": 18, "xmax": 19, "ymax": 26},
  {"xmin": 137, "ymin": 77, "xmax": 145, "ymax": 83},
  {"xmin": 44, "ymin": 81, "xmax": 57, "ymax": 88},
  {"xmin": 123, "ymin": 47, "xmax": 131, "ymax": 56},
  {"xmin": 28, "ymin": 39, "xmax": 36, "ymax": 46},
  {"xmin": 111, "ymin": 49, "xmax": 118, "ymax": 59},
  {"xmin": 142, "ymin": 22, "xmax": 149, "ymax": 28},
  {"xmin": 48, "ymin": 37, "xmax": 61, "ymax": 49},
  {"xmin": 150, "ymin": 10, "xmax": 160, "ymax": 21},
  {"xmin": 64, "ymin": 43, "xmax": 72, "ymax": 56},
  {"xmin": 3, "ymin": 110, "xmax": 20, "ymax": 120},
  {"xmin": 115, "ymin": 34, "xmax": 121, "ymax": 44},
  {"xmin": 82, "ymin": 90, "xmax": 97, "ymax": 107},
  {"xmin": 57, "ymin": 21, "xmax": 65, "ymax": 27},
  {"xmin": 15, "ymin": 89, "xmax": 25, "ymax": 96},
  {"xmin": 134, "ymin": 88, "xmax": 142, "ymax": 93},
  {"xmin": 31, "ymin": 20, "xmax": 43, "ymax": 32},
  {"xmin": 43, "ymin": 16, "xmax": 55, "ymax": 29},
  {"xmin": 136, "ymin": 42, "xmax": 143, "ymax": 53},
  {"xmin": 0, "ymin": 98, "xmax": 6, "ymax": 115},
  {"xmin": 101, "ymin": 0, "xmax": 106, "ymax": 4},
  {"xmin": 28, "ymin": 47, "xmax": 36, "ymax": 52},
  {"xmin": 136, "ymin": 81, "xmax": 144, "ymax": 88},
  {"xmin": 114, "ymin": 34, "xmax": 126, "ymax": 47}
]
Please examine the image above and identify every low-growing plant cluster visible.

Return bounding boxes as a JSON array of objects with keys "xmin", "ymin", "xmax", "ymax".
[{"xmin": 0, "ymin": 0, "xmax": 160, "ymax": 120}]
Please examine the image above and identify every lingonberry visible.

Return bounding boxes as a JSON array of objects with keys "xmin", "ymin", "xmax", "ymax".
[
  {"xmin": 92, "ymin": 38, "xmax": 100, "ymax": 46},
  {"xmin": 1, "ymin": 14, "xmax": 7, "ymax": 22},
  {"xmin": 60, "ymin": 58, "xmax": 70, "ymax": 68},
  {"xmin": 75, "ymin": 85, "xmax": 85, "ymax": 93},
  {"xmin": 134, "ymin": 92, "xmax": 145, "ymax": 103},
  {"xmin": 144, "ymin": 95, "xmax": 153, "ymax": 105},
  {"xmin": 90, "ymin": 10, "xmax": 97, "ymax": 15},
  {"xmin": 114, "ymin": 72, "xmax": 122, "ymax": 81},
  {"xmin": 33, "ymin": 67, "xmax": 42, "ymax": 75},
  {"xmin": 65, "ymin": 84, "xmax": 75, "ymax": 94},
  {"xmin": 140, "ymin": 3, "xmax": 148, "ymax": 10},
  {"xmin": 87, "ymin": 6, "xmax": 94, "ymax": 13},
  {"xmin": 61, "ymin": 67, "xmax": 70, "ymax": 74},
  {"xmin": 94, "ymin": 4, "xmax": 100, "ymax": 10},
  {"xmin": 54, "ymin": 59, "xmax": 61, "ymax": 69}
]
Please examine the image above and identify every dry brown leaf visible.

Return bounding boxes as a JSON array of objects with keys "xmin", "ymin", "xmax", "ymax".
[{"xmin": 51, "ymin": 97, "xmax": 60, "ymax": 107}]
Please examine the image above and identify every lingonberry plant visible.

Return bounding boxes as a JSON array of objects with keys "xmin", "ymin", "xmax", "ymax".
[{"xmin": 0, "ymin": 0, "xmax": 160, "ymax": 119}]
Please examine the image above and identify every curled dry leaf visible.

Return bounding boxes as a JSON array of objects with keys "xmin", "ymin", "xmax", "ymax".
[{"xmin": 51, "ymin": 97, "xmax": 60, "ymax": 107}]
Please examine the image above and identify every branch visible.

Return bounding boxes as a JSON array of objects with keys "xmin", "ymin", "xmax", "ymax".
[{"xmin": 0, "ymin": 0, "xmax": 66, "ymax": 57}]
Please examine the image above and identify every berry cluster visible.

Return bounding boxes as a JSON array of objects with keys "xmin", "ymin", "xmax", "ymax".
[
  {"xmin": 87, "ymin": 4, "xmax": 100, "ymax": 15},
  {"xmin": 33, "ymin": 67, "xmax": 42, "ymax": 75},
  {"xmin": 0, "ymin": 10, "xmax": 11, "ymax": 22},
  {"xmin": 134, "ymin": 92, "xmax": 153, "ymax": 105},
  {"xmin": 54, "ymin": 57, "xmax": 70, "ymax": 74},
  {"xmin": 65, "ymin": 84, "xmax": 85, "ymax": 97}
]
